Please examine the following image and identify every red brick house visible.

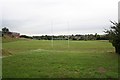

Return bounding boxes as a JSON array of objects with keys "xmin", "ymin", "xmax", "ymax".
[{"xmin": 6, "ymin": 32, "xmax": 20, "ymax": 38}]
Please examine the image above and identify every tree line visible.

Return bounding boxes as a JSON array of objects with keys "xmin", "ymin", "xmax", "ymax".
[{"xmin": 31, "ymin": 34, "xmax": 109, "ymax": 40}]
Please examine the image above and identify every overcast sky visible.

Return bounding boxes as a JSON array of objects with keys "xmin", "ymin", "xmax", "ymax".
[
  {"xmin": 1, "ymin": 0, "xmax": 119, "ymax": 36},
  {"xmin": 118, "ymin": 1, "xmax": 120, "ymax": 22}
]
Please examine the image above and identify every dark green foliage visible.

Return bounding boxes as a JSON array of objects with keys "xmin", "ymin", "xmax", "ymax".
[
  {"xmin": 33, "ymin": 34, "xmax": 109, "ymax": 41},
  {"xmin": 20, "ymin": 35, "xmax": 33, "ymax": 39},
  {"xmin": 2, "ymin": 27, "xmax": 9, "ymax": 37},
  {"xmin": 2, "ymin": 27, "xmax": 9, "ymax": 34},
  {"xmin": 105, "ymin": 21, "xmax": 120, "ymax": 54}
]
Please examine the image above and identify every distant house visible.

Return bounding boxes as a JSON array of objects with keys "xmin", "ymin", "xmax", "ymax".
[
  {"xmin": 2, "ymin": 27, "xmax": 20, "ymax": 38},
  {"xmin": 11, "ymin": 32, "xmax": 20, "ymax": 38},
  {"xmin": 5, "ymin": 32, "xmax": 20, "ymax": 38}
]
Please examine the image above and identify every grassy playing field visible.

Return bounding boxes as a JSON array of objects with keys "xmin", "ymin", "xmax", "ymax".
[{"xmin": 2, "ymin": 40, "xmax": 118, "ymax": 78}]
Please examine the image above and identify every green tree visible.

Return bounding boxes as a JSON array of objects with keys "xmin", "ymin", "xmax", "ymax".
[
  {"xmin": 94, "ymin": 33, "xmax": 100, "ymax": 40},
  {"xmin": 105, "ymin": 21, "xmax": 120, "ymax": 54},
  {"xmin": 2, "ymin": 27, "xmax": 9, "ymax": 33}
]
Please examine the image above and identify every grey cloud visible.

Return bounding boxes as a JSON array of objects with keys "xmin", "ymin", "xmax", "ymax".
[{"xmin": 1, "ymin": 0, "xmax": 119, "ymax": 35}]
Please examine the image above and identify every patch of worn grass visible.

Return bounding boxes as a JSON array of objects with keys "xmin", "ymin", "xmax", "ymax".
[
  {"xmin": 2, "ymin": 35, "xmax": 19, "ymax": 43},
  {"xmin": 2, "ymin": 40, "xmax": 118, "ymax": 78},
  {"xmin": 1, "ymin": 49, "xmax": 12, "ymax": 56}
]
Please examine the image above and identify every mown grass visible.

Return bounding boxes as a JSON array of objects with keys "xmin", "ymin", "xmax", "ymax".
[{"xmin": 2, "ymin": 40, "xmax": 118, "ymax": 78}]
